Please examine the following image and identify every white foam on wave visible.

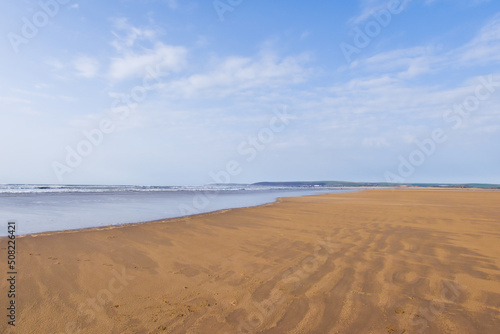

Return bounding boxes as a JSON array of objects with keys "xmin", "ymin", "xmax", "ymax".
[{"xmin": 0, "ymin": 184, "xmax": 297, "ymax": 194}]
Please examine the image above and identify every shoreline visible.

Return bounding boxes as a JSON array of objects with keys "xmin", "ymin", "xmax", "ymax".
[
  {"xmin": 1, "ymin": 189, "xmax": 499, "ymax": 333},
  {"xmin": 4, "ymin": 188, "xmax": 359, "ymax": 239},
  {"xmin": 5, "ymin": 187, "xmax": 498, "ymax": 239}
]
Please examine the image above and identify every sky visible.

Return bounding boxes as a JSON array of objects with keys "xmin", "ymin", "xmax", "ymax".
[{"xmin": 1, "ymin": 0, "xmax": 499, "ymax": 186}]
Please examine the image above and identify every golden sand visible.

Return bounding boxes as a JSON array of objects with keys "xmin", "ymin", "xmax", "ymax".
[{"xmin": 1, "ymin": 190, "xmax": 500, "ymax": 333}]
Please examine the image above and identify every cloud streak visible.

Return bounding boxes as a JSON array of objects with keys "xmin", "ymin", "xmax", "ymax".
[{"xmin": 108, "ymin": 43, "xmax": 187, "ymax": 80}]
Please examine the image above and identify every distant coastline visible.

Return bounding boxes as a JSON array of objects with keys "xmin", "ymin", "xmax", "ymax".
[{"xmin": 250, "ymin": 180, "xmax": 500, "ymax": 189}]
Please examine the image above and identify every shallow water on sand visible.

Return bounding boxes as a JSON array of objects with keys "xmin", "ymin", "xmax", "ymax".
[{"xmin": 0, "ymin": 186, "xmax": 353, "ymax": 236}]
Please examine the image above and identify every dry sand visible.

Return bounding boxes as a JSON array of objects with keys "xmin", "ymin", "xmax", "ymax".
[{"xmin": 1, "ymin": 190, "xmax": 500, "ymax": 333}]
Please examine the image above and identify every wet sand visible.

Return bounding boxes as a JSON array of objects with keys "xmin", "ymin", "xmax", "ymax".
[{"xmin": 1, "ymin": 190, "xmax": 500, "ymax": 333}]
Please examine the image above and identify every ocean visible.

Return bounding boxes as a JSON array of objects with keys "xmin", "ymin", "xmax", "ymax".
[{"xmin": 0, "ymin": 184, "xmax": 353, "ymax": 236}]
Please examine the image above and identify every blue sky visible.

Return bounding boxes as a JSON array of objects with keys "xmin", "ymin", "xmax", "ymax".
[{"xmin": 1, "ymin": 0, "xmax": 499, "ymax": 185}]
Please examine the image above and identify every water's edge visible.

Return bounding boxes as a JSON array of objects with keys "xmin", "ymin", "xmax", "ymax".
[{"xmin": 1, "ymin": 188, "xmax": 357, "ymax": 237}]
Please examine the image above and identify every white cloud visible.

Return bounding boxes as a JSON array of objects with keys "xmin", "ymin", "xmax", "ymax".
[
  {"xmin": 74, "ymin": 56, "xmax": 100, "ymax": 78},
  {"xmin": 108, "ymin": 42, "xmax": 187, "ymax": 80},
  {"xmin": 164, "ymin": 51, "xmax": 312, "ymax": 98},
  {"xmin": 344, "ymin": 13, "xmax": 500, "ymax": 79},
  {"xmin": 356, "ymin": 46, "xmax": 435, "ymax": 78},
  {"xmin": 458, "ymin": 13, "xmax": 500, "ymax": 64},
  {"xmin": 352, "ymin": 0, "xmax": 490, "ymax": 27},
  {"xmin": 349, "ymin": 0, "xmax": 411, "ymax": 25},
  {"xmin": 110, "ymin": 18, "xmax": 158, "ymax": 53}
]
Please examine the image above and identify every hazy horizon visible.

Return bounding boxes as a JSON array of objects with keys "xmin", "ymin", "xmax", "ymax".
[{"xmin": 1, "ymin": 179, "xmax": 499, "ymax": 187}]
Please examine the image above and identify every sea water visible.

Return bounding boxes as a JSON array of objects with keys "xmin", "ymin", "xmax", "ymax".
[{"xmin": 0, "ymin": 184, "xmax": 353, "ymax": 236}]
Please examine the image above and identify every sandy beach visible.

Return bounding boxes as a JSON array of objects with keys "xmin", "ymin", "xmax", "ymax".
[{"xmin": 1, "ymin": 189, "xmax": 500, "ymax": 333}]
